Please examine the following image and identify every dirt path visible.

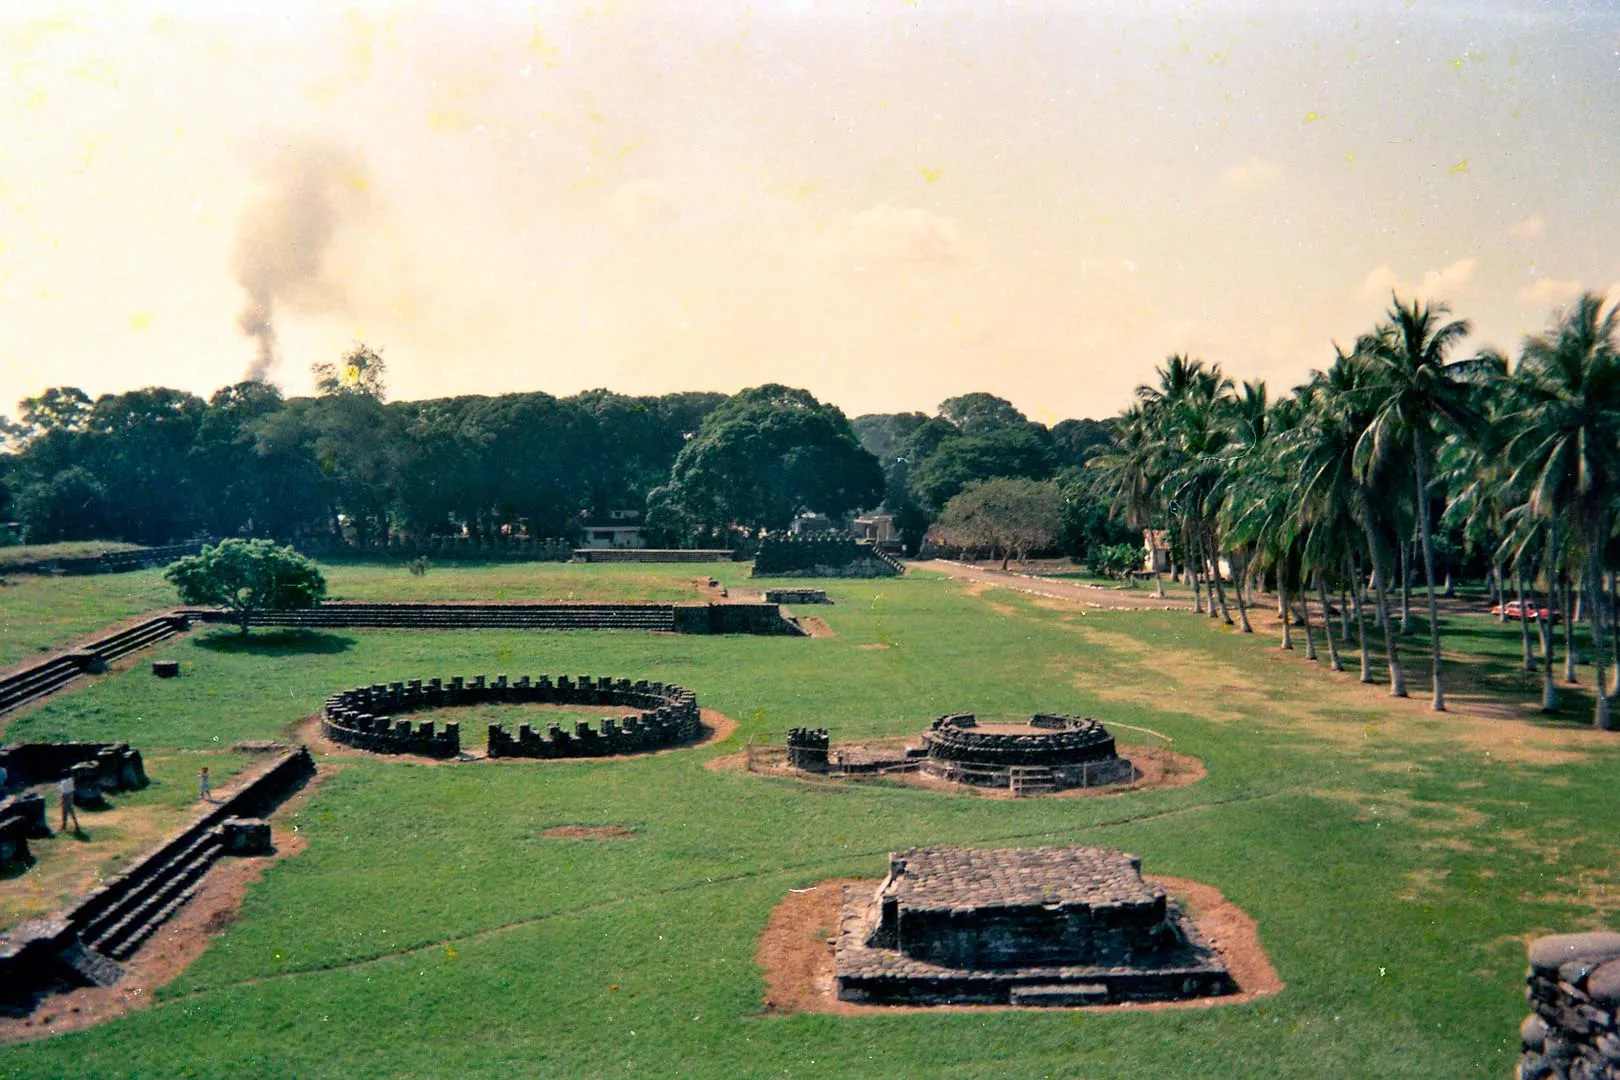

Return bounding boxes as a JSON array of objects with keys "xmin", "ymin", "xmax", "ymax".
[{"xmin": 913, "ymin": 561, "xmax": 1194, "ymax": 611}]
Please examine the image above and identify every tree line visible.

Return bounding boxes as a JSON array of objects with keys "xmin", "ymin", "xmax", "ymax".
[
  {"xmin": 1089, "ymin": 293, "xmax": 1620, "ymax": 730},
  {"xmin": 0, "ymin": 346, "xmax": 727, "ymax": 547}
]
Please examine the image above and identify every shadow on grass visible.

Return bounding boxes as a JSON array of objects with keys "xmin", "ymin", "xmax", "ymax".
[{"xmin": 196, "ymin": 629, "xmax": 356, "ymax": 656}]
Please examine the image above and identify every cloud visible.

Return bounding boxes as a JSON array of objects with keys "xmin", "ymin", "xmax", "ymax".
[
  {"xmin": 611, "ymin": 179, "xmax": 678, "ymax": 229},
  {"xmin": 1356, "ymin": 258, "xmax": 1477, "ymax": 304},
  {"xmin": 839, "ymin": 203, "xmax": 967, "ymax": 264},
  {"xmin": 1218, "ymin": 156, "xmax": 1283, "ymax": 192},
  {"xmin": 1508, "ymin": 213, "xmax": 1545, "ymax": 239},
  {"xmin": 1517, "ymin": 276, "xmax": 1584, "ymax": 307}
]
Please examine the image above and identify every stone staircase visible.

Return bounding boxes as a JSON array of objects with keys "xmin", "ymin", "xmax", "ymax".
[
  {"xmin": 1008, "ymin": 766, "xmax": 1057, "ymax": 797},
  {"xmin": 0, "ymin": 614, "xmax": 187, "ymax": 717},
  {"xmin": 77, "ymin": 828, "xmax": 225, "ymax": 961}
]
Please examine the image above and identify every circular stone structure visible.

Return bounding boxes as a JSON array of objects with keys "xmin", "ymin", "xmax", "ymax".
[
  {"xmin": 920, "ymin": 713, "xmax": 1134, "ymax": 790},
  {"xmin": 321, "ymin": 674, "xmax": 701, "ymax": 760}
]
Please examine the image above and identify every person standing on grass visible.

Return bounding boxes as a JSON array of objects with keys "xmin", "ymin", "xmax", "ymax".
[
  {"xmin": 199, "ymin": 767, "xmax": 213, "ymax": 803},
  {"xmin": 59, "ymin": 775, "xmax": 80, "ymax": 832}
]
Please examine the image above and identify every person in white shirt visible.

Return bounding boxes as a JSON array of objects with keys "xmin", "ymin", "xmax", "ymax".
[{"xmin": 59, "ymin": 775, "xmax": 80, "ymax": 832}]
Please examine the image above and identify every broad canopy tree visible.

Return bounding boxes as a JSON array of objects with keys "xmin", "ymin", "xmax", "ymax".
[
  {"xmin": 936, "ymin": 477, "xmax": 1064, "ymax": 569},
  {"xmin": 165, "ymin": 538, "xmax": 327, "ymax": 634},
  {"xmin": 647, "ymin": 384, "xmax": 883, "ymax": 538}
]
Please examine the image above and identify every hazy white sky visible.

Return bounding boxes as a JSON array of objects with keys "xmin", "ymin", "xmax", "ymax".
[{"xmin": 3, "ymin": 1, "xmax": 1618, "ymax": 424}]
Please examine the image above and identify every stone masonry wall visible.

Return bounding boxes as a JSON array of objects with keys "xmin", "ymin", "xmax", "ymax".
[{"xmin": 1519, "ymin": 932, "xmax": 1620, "ymax": 1080}]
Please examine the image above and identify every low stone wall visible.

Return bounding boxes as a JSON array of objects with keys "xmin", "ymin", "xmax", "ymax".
[
  {"xmin": 0, "ymin": 793, "xmax": 49, "ymax": 871},
  {"xmin": 1518, "ymin": 932, "xmax": 1620, "ymax": 1080},
  {"xmin": 483, "ymin": 676, "xmax": 701, "ymax": 759},
  {"xmin": 0, "ymin": 741, "xmax": 146, "ymax": 791},
  {"xmin": 752, "ymin": 533, "xmax": 901, "ymax": 579},
  {"xmin": 765, "ymin": 588, "xmax": 831, "ymax": 605},
  {"xmin": 322, "ymin": 680, "xmax": 464, "ymax": 758},
  {"xmin": 322, "ymin": 674, "xmax": 702, "ymax": 760},
  {"xmin": 786, "ymin": 728, "xmax": 830, "ymax": 770},
  {"xmin": 191, "ymin": 601, "xmax": 800, "ymax": 636},
  {"xmin": 922, "ymin": 714, "xmax": 1120, "ymax": 769},
  {"xmin": 573, "ymin": 548, "xmax": 735, "ymax": 563},
  {"xmin": 1, "ymin": 541, "xmax": 207, "ymax": 577},
  {"xmin": 0, "ymin": 746, "xmax": 315, "ymax": 1005}
]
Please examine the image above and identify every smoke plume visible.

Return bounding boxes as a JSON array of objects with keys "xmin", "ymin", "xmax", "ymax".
[{"xmin": 231, "ymin": 142, "xmax": 367, "ymax": 381}]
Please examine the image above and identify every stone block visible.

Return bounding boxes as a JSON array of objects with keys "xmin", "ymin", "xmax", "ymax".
[
  {"xmin": 219, "ymin": 817, "xmax": 272, "ymax": 855},
  {"xmin": 70, "ymin": 762, "xmax": 103, "ymax": 807},
  {"xmin": 1531, "ymin": 934, "xmax": 1620, "ymax": 978},
  {"xmin": 152, "ymin": 660, "xmax": 180, "ymax": 678}
]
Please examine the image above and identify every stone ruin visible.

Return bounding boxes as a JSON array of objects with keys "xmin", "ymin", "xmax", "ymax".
[
  {"xmin": 764, "ymin": 588, "xmax": 831, "ymax": 605},
  {"xmin": 835, "ymin": 845, "xmax": 1234, "ymax": 1006},
  {"xmin": 780, "ymin": 715, "xmax": 1136, "ymax": 795},
  {"xmin": 752, "ymin": 532, "xmax": 902, "ymax": 579},
  {"xmin": 1518, "ymin": 932, "xmax": 1620, "ymax": 1079},
  {"xmin": 321, "ymin": 674, "xmax": 702, "ymax": 760},
  {"xmin": 0, "ymin": 742, "xmax": 148, "ymax": 872},
  {"xmin": 920, "ymin": 714, "xmax": 1136, "ymax": 792}
]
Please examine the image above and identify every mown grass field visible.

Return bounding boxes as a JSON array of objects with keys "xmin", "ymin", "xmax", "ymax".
[{"xmin": 0, "ymin": 561, "xmax": 1616, "ymax": 1078}]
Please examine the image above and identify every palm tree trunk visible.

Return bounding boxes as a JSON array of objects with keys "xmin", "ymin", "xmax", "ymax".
[
  {"xmin": 1586, "ymin": 540, "xmax": 1612, "ymax": 730},
  {"xmin": 1517, "ymin": 564, "xmax": 1534, "ymax": 670},
  {"xmin": 1563, "ymin": 574, "xmax": 1577, "ymax": 684},
  {"xmin": 1301, "ymin": 577, "xmax": 1318, "ymax": 661},
  {"xmin": 1318, "ymin": 574, "xmax": 1343, "ymax": 671},
  {"xmin": 1208, "ymin": 532, "xmax": 1233, "ymax": 625},
  {"xmin": 1541, "ymin": 567, "xmax": 1558, "ymax": 713},
  {"xmin": 1412, "ymin": 451, "xmax": 1445, "ymax": 711},
  {"xmin": 1339, "ymin": 583, "xmax": 1352, "ymax": 643},
  {"xmin": 1494, "ymin": 565, "xmax": 1506, "ymax": 620},
  {"xmin": 1280, "ymin": 575, "xmax": 1294, "ymax": 650},
  {"xmin": 1235, "ymin": 550, "xmax": 1253, "ymax": 633},
  {"xmin": 1361, "ymin": 516, "xmax": 1405, "ymax": 696},
  {"xmin": 1399, "ymin": 541, "xmax": 1413, "ymax": 636},
  {"xmin": 1352, "ymin": 553, "xmax": 1372, "ymax": 683}
]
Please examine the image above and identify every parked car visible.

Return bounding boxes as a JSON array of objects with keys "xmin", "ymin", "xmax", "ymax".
[{"xmin": 1490, "ymin": 600, "xmax": 1562, "ymax": 623}]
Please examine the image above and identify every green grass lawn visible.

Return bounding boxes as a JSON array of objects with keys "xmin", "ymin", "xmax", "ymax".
[
  {"xmin": 0, "ymin": 569, "xmax": 176, "ymax": 668},
  {"xmin": 318, "ymin": 559, "xmax": 741, "ymax": 605},
  {"xmin": 0, "ymin": 541, "xmax": 148, "ymax": 568},
  {"xmin": 1, "ymin": 567, "xmax": 1616, "ymax": 1077}
]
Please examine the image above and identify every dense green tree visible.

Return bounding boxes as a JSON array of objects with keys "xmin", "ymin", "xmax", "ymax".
[
  {"xmin": 936, "ymin": 477, "xmax": 1063, "ymax": 569},
  {"xmin": 166, "ymin": 538, "xmax": 326, "ymax": 634},
  {"xmin": 648, "ymin": 384, "xmax": 882, "ymax": 536}
]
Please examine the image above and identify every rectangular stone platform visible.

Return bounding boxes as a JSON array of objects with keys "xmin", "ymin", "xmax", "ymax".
[{"xmin": 834, "ymin": 845, "xmax": 1235, "ymax": 1006}]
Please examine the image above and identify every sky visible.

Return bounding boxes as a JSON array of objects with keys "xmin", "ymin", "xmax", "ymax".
[{"xmin": 2, "ymin": 1, "xmax": 1619, "ymax": 427}]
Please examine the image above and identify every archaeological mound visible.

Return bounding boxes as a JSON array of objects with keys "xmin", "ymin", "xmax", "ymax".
[
  {"xmin": 835, "ymin": 845, "xmax": 1235, "ymax": 1007},
  {"xmin": 321, "ymin": 674, "xmax": 701, "ymax": 760}
]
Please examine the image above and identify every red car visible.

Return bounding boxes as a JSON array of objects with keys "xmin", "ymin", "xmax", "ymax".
[{"xmin": 1491, "ymin": 601, "xmax": 1563, "ymax": 623}]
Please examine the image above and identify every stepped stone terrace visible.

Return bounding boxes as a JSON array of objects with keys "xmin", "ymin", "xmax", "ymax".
[
  {"xmin": 919, "ymin": 714, "xmax": 1136, "ymax": 791},
  {"xmin": 835, "ymin": 845, "xmax": 1234, "ymax": 1007}
]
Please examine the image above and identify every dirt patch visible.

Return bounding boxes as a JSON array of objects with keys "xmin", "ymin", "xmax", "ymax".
[
  {"xmin": 539, "ymin": 824, "xmax": 638, "ymax": 840},
  {"xmin": 707, "ymin": 741, "xmax": 1204, "ymax": 797},
  {"xmin": 756, "ymin": 873, "xmax": 1281, "ymax": 1015},
  {"xmin": 854, "ymin": 643, "xmax": 889, "ymax": 651},
  {"xmin": 295, "ymin": 707, "xmax": 737, "ymax": 764},
  {"xmin": 794, "ymin": 616, "xmax": 835, "ymax": 638},
  {"xmin": 0, "ymin": 766, "xmax": 332, "ymax": 1045}
]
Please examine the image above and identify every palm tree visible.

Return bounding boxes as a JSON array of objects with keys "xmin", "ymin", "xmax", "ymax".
[
  {"xmin": 1504, "ymin": 293, "xmax": 1620, "ymax": 729},
  {"xmin": 1289, "ymin": 353, "xmax": 1404, "ymax": 690},
  {"xmin": 1353, "ymin": 295, "xmax": 1488, "ymax": 710},
  {"xmin": 1089, "ymin": 405, "xmax": 1165, "ymax": 595}
]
